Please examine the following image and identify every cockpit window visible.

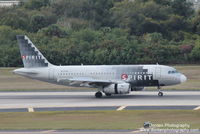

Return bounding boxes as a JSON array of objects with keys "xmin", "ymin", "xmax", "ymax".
[{"xmin": 168, "ymin": 70, "xmax": 179, "ymax": 74}]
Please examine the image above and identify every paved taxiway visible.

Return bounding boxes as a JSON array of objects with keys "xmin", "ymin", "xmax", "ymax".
[{"xmin": 0, "ymin": 91, "xmax": 199, "ymax": 111}]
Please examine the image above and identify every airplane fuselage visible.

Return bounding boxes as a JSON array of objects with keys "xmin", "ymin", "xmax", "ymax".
[{"xmin": 14, "ymin": 64, "xmax": 186, "ymax": 88}]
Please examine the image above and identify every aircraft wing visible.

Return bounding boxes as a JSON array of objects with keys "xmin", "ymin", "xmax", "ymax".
[{"xmin": 57, "ymin": 77, "xmax": 122, "ymax": 87}]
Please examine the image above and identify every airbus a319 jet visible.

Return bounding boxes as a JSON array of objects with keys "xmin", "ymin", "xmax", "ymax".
[{"xmin": 13, "ymin": 35, "xmax": 187, "ymax": 98}]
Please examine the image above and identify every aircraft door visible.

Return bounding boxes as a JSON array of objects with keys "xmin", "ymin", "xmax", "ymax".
[
  {"xmin": 155, "ymin": 66, "xmax": 161, "ymax": 79},
  {"xmin": 49, "ymin": 68, "xmax": 54, "ymax": 80}
]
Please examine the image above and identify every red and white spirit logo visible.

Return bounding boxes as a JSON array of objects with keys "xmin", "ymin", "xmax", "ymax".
[{"xmin": 121, "ymin": 74, "xmax": 128, "ymax": 80}]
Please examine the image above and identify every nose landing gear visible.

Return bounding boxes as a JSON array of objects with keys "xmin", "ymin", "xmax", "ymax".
[
  {"xmin": 158, "ymin": 86, "xmax": 163, "ymax": 97},
  {"xmin": 158, "ymin": 91, "xmax": 163, "ymax": 97}
]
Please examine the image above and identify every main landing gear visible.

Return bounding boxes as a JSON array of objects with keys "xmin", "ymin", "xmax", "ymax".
[
  {"xmin": 95, "ymin": 91, "xmax": 112, "ymax": 98},
  {"xmin": 105, "ymin": 93, "xmax": 112, "ymax": 96},
  {"xmin": 95, "ymin": 91, "xmax": 103, "ymax": 98},
  {"xmin": 157, "ymin": 86, "xmax": 163, "ymax": 97}
]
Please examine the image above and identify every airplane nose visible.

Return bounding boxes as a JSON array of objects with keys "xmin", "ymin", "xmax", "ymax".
[{"xmin": 180, "ymin": 74, "xmax": 187, "ymax": 83}]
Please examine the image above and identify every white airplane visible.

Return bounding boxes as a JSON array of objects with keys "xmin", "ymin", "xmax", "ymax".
[{"xmin": 13, "ymin": 35, "xmax": 187, "ymax": 98}]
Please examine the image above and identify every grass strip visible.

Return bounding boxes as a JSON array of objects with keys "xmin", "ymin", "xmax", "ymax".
[{"xmin": 0, "ymin": 110, "xmax": 199, "ymax": 130}]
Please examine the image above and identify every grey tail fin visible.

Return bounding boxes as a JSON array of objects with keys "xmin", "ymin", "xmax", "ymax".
[{"xmin": 16, "ymin": 35, "xmax": 52, "ymax": 68}]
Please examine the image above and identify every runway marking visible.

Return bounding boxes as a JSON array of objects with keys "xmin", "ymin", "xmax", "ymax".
[
  {"xmin": 117, "ymin": 105, "xmax": 126, "ymax": 111},
  {"xmin": 131, "ymin": 130, "xmax": 141, "ymax": 133},
  {"xmin": 41, "ymin": 130, "xmax": 56, "ymax": 133},
  {"xmin": 193, "ymin": 106, "xmax": 200, "ymax": 110},
  {"xmin": 131, "ymin": 128, "xmax": 142, "ymax": 133},
  {"xmin": 28, "ymin": 107, "xmax": 34, "ymax": 112}
]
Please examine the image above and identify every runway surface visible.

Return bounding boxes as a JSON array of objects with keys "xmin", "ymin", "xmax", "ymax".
[{"xmin": 0, "ymin": 91, "xmax": 200, "ymax": 112}]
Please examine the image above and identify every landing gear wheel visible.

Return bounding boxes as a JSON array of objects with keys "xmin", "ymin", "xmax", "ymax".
[
  {"xmin": 95, "ymin": 91, "xmax": 103, "ymax": 98},
  {"xmin": 157, "ymin": 85, "xmax": 163, "ymax": 97},
  {"xmin": 105, "ymin": 93, "xmax": 112, "ymax": 96},
  {"xmin": 158, "ymin": 92, "xmax": 163, "ymax": 97}
]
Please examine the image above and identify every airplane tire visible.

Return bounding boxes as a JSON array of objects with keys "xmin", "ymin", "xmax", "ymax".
[
  {"xmin": 105, "ymin": 93, "xmax": 112, "ymax": 96},
  {"xmin": 95, "ymin": 91, "xmax": 103, "ymax": 98},
  {"xmin": 158, "ymin": 92, "xmax": 163, "ymax": 97}
]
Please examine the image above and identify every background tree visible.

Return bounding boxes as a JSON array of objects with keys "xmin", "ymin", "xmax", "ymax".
[{"xmin": 0, "ymin": 0, "xmax": 200, "ymax": 67}]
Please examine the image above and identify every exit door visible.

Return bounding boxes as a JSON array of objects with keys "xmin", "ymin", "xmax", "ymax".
[
  {"xmin": 155, "ymin": 66, "xmax": 161, "ymax": 79},
  {"xmin": 49, "ymin": 68, "xmax": 54, "ymax": 80}
]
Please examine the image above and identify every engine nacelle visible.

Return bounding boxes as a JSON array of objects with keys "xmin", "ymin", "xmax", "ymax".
[
  {"xmin": 131, "ymin": 86, "xmax": 144, "ymax": 91},
  {"xmin": 103, "ymin": 83, "xmax": 130, "ymax": 94}
]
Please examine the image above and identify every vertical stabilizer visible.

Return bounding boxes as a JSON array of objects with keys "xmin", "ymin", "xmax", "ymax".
[{"xmin": 16, "ymin": 35, "xmax": 52, "ymax": 68}]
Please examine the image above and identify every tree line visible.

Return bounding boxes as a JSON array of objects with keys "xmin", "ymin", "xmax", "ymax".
[{"xmin": 0, "ymin": 0, "xmax": 200, "ymax": 67}]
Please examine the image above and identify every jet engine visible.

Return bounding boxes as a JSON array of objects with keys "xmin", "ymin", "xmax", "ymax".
[
  {"xmin": 103, "ymin": 83, "xmax": 130, "ymax": 94},
  {"xmin": 131, "ymin": 86, "xmax": 144, "ymax": 91}
]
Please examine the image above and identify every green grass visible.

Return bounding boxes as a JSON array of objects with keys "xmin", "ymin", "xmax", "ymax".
[
  {"xmin": 0, "ymin": 66, "xmax": 200, "ymax": 91},
  {"xmin": 0, "ymin": 110, "xmax": 199, "ymax": 130}
]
